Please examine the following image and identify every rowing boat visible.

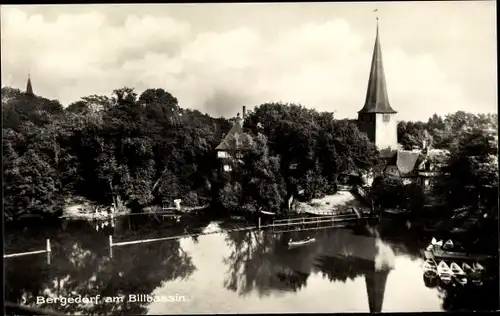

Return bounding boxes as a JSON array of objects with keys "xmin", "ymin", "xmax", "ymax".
[
  {"xmin": 423, "ymin": 259, "xmax": 437, "ymax": 277},
  {"xmin": 450, "ymin": 262, "xmax": 467, "ymax": 285},
  {"xmin": 288, "ymin": 237, "xmax": 316, "ymax": 248},
  {"xmin": 437, "ymin": 261, "xmax": 452, "ymax": 283},
  {"xmin": 462, "ymin": 262, "xmax": 482, "ymax": 285},
  {"xmin": 443, "ymin": 239, "xmax": 454, "ymax": 250},
  {"xmin": 473, "ymin": 262, "xmax": 485, "ymax": 272}
]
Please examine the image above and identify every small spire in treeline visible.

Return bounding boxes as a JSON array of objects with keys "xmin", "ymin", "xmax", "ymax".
[{"xmin": 26, "ymin": 73, "xmax": 34, "ymax": 96}]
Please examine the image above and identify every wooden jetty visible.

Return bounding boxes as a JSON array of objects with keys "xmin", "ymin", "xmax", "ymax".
[
  {"xmin": 109, "ymin": 225, "xmax": 257, "ymax": 247},
  {"xmin": 109, "ymin": 213, "xmax": 367, "ymax": 248},
  {"xmin": 4, "ymin": 239, "xmax": 52, "ymax": 264},
  {"xmin": 270, "ymin": 214, "xmax": 368, "ymax": 233},
  {"xmin": 423, "ymin": 248, "xmax": 493, "ymax": 261},
  {"xmin": 161, "ymin": 204, "xmax": 209, "ymax": 212}
]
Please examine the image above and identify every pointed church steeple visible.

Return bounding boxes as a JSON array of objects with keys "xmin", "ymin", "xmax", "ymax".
[
  {"xmin": 358, "ymin": 19, "xmax": 396, "ymax": 114},
  {"xmin": 26, "ymin": 74, "xmax": 34, "ymax": 96}
]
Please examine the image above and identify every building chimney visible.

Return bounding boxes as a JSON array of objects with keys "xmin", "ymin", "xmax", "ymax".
[{"xmin": 242, "ymin": 106, "xmax": 246, "ymax": 121}]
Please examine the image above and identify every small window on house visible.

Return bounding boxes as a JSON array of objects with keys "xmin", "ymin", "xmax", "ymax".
[
  {"xmin": 217, "ymin": 151, "xmax": 227, "ymax": 158},
  {"xmin": 383, "ymin": 114, "xmax": 391, "ymax": 122},
  {"xmin": 223, "ymin": 165, "xmax": 232, "ymax": 172}
]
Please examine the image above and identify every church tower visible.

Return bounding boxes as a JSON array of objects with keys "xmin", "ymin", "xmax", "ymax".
[
  {"xmin": 26, "ymin": 74, "xmax": 34, "ymax": 96},
  {"xmin": 357, "ymin": 19, "xmax": 398, "ymax": 154}
]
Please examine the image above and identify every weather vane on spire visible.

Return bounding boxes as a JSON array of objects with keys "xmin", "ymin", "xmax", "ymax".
[{"xmin": 373, "ymin": 8, "xmax": 379, "ymax": 21}]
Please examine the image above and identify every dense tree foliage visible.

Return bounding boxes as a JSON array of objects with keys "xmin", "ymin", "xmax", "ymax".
[
  {"xmin": 2, "ymin": 86, "xmax": 229, "ymax": 220},
  {"xmin": 216, "ymin": 133, "xmax": 287, "ymax": 215},
  {"xmin": 398, "ymin": 111, "xmax": 497, "ymax": 150},
  {"xmin": 3, "ymin": 90, "xmax": 384, "ymax": 220},
  {"xmin": 244, "ymin": 103, "xmax": 380, "ymax": 201},
  {"xmin": 433, "ymin": 126, "xmax": 498, "ymax": 211},
  {"xmin": 3, "ymin": 86, "xmax": 497, "ymax": 224}
]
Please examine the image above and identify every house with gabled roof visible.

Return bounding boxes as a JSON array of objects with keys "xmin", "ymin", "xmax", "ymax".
[
  {"xmin": 384, "ymin": 142, "xmax": 450, "ymax": 188},
  {"xmin": 215, "ymin": 106, "xmax": 252, "ymax": 172}
]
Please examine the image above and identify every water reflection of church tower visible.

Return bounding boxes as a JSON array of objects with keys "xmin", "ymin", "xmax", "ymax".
[
  {"xmin": 365, "ymin": 227, "xmax": 393, "ymax": 313},
  {"xmin": 365, "ymin": 268, "xmax": 389, "ymax": 313}
]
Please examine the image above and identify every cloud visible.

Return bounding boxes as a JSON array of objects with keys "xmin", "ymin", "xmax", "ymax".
[{"xmin": 1, "ymin": 7, "xmax": 496, "ymax": 121}]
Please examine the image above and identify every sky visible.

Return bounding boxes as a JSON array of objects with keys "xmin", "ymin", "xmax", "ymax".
[{"xmin": 1, "ymin": 2, "xmax": 497, "ymax": 121}]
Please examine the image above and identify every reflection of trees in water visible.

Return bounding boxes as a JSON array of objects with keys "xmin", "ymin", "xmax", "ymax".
[
  {"xmin": 314, "ymin": 255, "xmax": 373, "ymax": 283},
  {"xmin": 222, "ymin": 225, "xmax": 393, "ymax": 312},
  {"xmin": 311, "ymin": 227, "xmax": 391, "ymax": 313},
  {"xmin": 222, "ymin": 226, "xmax": 389, "ymax": 301},
  {"xmin": 376, "ymin": 221, "xmax": 425, "ymax": 261},
  {"xmin": 4, "ymin": 255, "xmax": 52, "ymax": 311},
  {"xmin": 115, "ymin": 214, "xmax": 212, "ymax": 242},
  {"xmin": 437, "ymin": 278, "xmax": 499, "ymax": 311},
  {"xmin": 436, "ymin": 264, "xmax": 499, "ymax": 312},
  {"xmin": 222, "ymin": 229, "xmax": 310, "ymax": 296},
  {"xmin": 5, "ymin": 218, "xmax": 197, "ymax": 315}
]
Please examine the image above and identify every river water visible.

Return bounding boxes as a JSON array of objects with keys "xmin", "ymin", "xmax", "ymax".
[{"xmin": 4, "ymin": 215, "xmax": 499, "ymax": 314}]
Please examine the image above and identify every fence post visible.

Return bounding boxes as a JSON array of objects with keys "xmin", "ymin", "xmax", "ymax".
[
  {"xmin": 109, "ymin": 235, "xmax": 113, "ymax": 247},
  {"xmin": 258, "ymin": 217, "xmax": 261, "ymax": 229},
  {"xmin": 46, "ymin": 239, "xmax": 51, "ymax": 253}
]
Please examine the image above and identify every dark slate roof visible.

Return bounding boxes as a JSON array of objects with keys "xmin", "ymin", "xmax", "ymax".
[
  {"xmin": 358, "ymin": 24, "xmax": 397, "ymax": 114},
  {"xmin": 215, "ymin": 118, "xmax": 246, "ymax": 151},
  {"xmin": 387, "ymin": 150, "xmax": 426, "ymax": 177}
]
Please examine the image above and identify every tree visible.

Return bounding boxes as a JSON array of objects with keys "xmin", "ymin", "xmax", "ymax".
[
  {"xmin": 244, "ymin": 102, "xmax": 379, "ymax": 201},
  {"xmin": 397, "ymin": 121, "xmax": 428, "ymax": 150},
  {"xmin": 240, "ymin": 133, "xmax": 287, "ymax": 214},
  {"xmin": 3, "ymin": 148, "xmax": 63, "ymax": 219},
  {"xmin": 433, "ymin": 127, "xmax": 498, "ymax": 211},
  {"xmin": 370, "ymin": 176, "xmax": 406, "ymax": 210}
]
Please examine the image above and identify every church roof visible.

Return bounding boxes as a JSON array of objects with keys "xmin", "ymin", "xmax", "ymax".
[
  {"xmin": 215, "ymin": 116, "xmax": 247, "ymax": 151},
  {"xmin": 26, "ymin": 74, "xmax": 34, "ymax": 96},
  {"xmin": 358, "ymin": 23, "xmax": 397, "ymax": 114}
]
